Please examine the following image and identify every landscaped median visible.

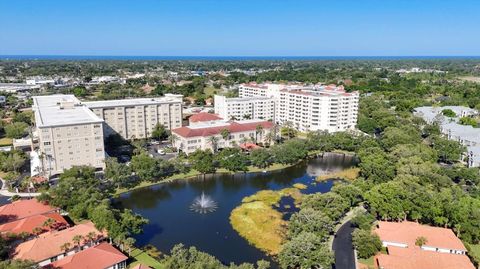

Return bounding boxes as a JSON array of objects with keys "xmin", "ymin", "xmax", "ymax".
[{"xmin": 229, "ymin": 187, "xmax": 302, "ymax": 255}]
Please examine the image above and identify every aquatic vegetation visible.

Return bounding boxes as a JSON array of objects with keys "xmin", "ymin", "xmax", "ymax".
[
  {"xmin": 230, "ymin": 188, "xmax": 302, "ymax": 255},
  {"xmin": 316, "ymin": 167, "xmax": 360, "ymax": 181},
  {"xmin": 293, "ymin": 183, "xmax": 308, "ymax": 190}
]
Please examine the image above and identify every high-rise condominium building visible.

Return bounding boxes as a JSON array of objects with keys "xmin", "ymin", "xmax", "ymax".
[
  {"xmin": 33, "ymin": 95, "xmax": 106, "ymax": 176},
  {"xmin": 85, "ymin": 94, "xmax": 183, "ymax": 140},
  {"xmin": 214, "ymin": 83, "xmax": 359, "ymax": 132}
]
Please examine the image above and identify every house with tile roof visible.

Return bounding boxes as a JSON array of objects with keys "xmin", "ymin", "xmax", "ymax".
[
  {"xmin": 0, "ymin": 198, "xmax": 59, "ymax": 224},
  {"xmin": 12, "ymin": 221, "xmax": 106, "ymax": 267},
  {"xmin": 188, "ymin": 112, "xmax": 223, "ymax": 126},
  {"xmin": 172, "ymin": 119, "xmax": 273, "ymax": 154},
  {"xmin": 48, "ymin": 242, "xmax": 127, "ymax": 269},
  {"xmin": 373, "ymin": 221, "xmax": 475, "ymax": 269},
  {"xmin": 0, "ymin": 212, "xmax": 68, "ymax": 237}
]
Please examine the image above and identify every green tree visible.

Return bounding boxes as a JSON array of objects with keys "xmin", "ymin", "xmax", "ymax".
[
  {"xmin": 5, "ymin": 122, "xmax": 28, "ymax": 139},
  {"xmin": 288, "ymin": 208, "xmax": 334, "ymax": 240},
  {"xmin": 279, "ymin": 232, "xmax": 333, "ymax": 269},
  {"xmin": 105, "ymin": 157, "xmax": 133, "ymax": 188},
  {"xmin": 217, "ymin": 148, "xmax": 249, "ymax": 173},
  {"xmin": 352, "ymin": 229, "xmax": 382, "ymax": 259},
  {"xmin": 152, "ymin": 123, "xmax": 169, "ymax": 141},
  {"xmin": 459, "ymin": 116, "xmax": 478, "ymax": 127},
  {"xmin": 189, "ymin": 149, "xmax": 216, "ymax": 175},
  {"xmin": 442, "ymin": 109, "xmax": 456, "ymax": 117},
  {"xmin": 249, "ymin": 148, "xmax": 272, "ymax": 169}
]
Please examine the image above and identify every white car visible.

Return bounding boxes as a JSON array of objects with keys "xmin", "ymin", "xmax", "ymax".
[{"xmin": 157, "ymin": 149, "xmax": 166, "ymax": 155}]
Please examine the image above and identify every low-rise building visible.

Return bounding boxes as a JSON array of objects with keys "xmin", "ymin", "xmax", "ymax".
[
  {"xmin": 172, "ymin": 119, "xmax": 273, "ymax": 154},
  {"xmin": 50, "ymin": 242, "xmax": 128, "ymax": 269},
  {"xmin": 12, "ymin": 221, "xmax": 106, "ymax": 267},
  {"xmin": 188, "ymin": 112, "xmax": 223, "ymax": 126},
  {"xmin": 414, "ymin": 106, "xmax": 480, "ymax": 167},
  {"xmin": 0, "ymin": 198, "xmax": 60, "ymax": 222},
  {"xmin": 374, "ymin": 221, "xmax": 474, "ymax": 269}
]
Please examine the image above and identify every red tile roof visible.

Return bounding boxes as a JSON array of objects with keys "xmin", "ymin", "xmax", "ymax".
[
  {"xmin": 13, "ymin": 221, "xmax": 105, "ymax": 262},
  {"xmin": 173, "ymin": 120, "xmax": 273, "ymax": 138},
  {"xmin": 50, "ymin": 242, "xmax": 127, "ymax": 269},
  {"xmin": 0, "ymin": 212, "xmax": 68, "ymax": 236},
  {"xmin": 239, "ymin": 142, "xmax": 260, "ymax": 150},
  {"xmin": 375, "ymin": 221, "xmax": 474, "ymax": 269},
  {"xmin": 0, "ymin": 199, "xmax": 57, "ymax": 224},
  {"xmin": 189, "ymin": 112, "xmax": 222, "ymax": 122},
  {"xmin": 376, "ymin": 247, "xmax": 475, "ymax": 269},
  {"xmin": 375, "ymin": 221, "xmax": 466, "ymax": 251}
]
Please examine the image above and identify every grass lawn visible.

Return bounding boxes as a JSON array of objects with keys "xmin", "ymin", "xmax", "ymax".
[
  {"xmin": 204, "ymin": 86, "xmax": 222, "ymax": 96},
  {"xmin": 0, "ymin": 137, "xmax": 13, "ymax": 146},
  {"xmin": 129, "ymin": 248, "xmax": 164, "ymax": 269},
  {"xmin": 467, "ymin": 243, "xmax": 480, "ymax": 264},
  {"xmin": 358, "ymin": 256, "xmax": 375, "ymax": 267}
]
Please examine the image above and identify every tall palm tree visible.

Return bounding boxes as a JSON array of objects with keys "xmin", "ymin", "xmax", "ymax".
[
  {"xmin": 220, "ymin": 128, "xmax": 230, "ymax": 146},
  {"xmin": 255, "ymin": 125, "xmax": 264, "ymax": 144},
  {"xmin": 265, "ymin": 131, "xmax": 274, "ymax": 146},
  {"xmin": 42, "ymin": 218, "xmax": 55, "ymax": 229},
  {"xmin": 208, "ymin": 136, "xmax": 219, "ymax": 152}
]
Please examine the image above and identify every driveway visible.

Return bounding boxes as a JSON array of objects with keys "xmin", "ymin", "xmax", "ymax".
[{"xmin": 333, "ymin": 221, "xmax": 356, "ymax": 269}]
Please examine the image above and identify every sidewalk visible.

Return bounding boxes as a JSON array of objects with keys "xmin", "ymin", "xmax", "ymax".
[{"xmin": 0, "ymin": 179, "xmax": 41, "ymax": 197}]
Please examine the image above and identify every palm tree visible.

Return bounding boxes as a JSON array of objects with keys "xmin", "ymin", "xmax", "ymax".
[
  {"xmin": 243, "ymin": 114, "xmax": 252, "ymax": 120},
  {"xmin": 265, "ymin": 131, "xmax": 274, "ymax": 146},
  {"xmin": 32, "ymin": 227, "xmax": 43, "ymax": 237},
  {"xmin": 169, "ymin": 134, "xmax": 178, "ymax": 149},
  {"xmin": 255, "ymin": 125, "xmax": 264, "ymax": 144},
  {"xmin": 220, "ymin": 128, "xmax": 230, "ymax": 146},
  {"xmin": 39, "ymin": 152, "xmax": 46, "ymax": 176},
  {"xmin": 208, "ymin": 136, "xmax": 219, "ymax": 153},
  {"xmin": 60, "ymin": 242, "xmax": 71, "ymax": 253},
  {"xmin": 124, "ymin": 237, "xmax": 136, "ymax": 255},
  {"xmin": 86, "ymin": 231, "xmax": 97, "ymax": 247},
  {"xmin": 72, "ymin": 235, "xmax": 84, "ymax": 252},
  {"xmin": 42, "ymin": 218, "xmax": 55, "ymax": 229}
]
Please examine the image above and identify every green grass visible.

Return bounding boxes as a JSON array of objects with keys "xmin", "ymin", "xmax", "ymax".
[
  {"xmin": 129, "ymin": 248, "xmax": 164, "ymax": 269},
  {"xmin": 0, "ymin": 137, "xmax": 13, "ymax": 146},
  {"xmin": 467, "ymin": 243, "xmax": 480, "ymax": 265},
  {"xmin": 358, "ymin": 256, "xmax": 375, "ymax": 267},
  {"xmin": 204, "ymin": 86, "xmax": 222, "ymax": 97}
]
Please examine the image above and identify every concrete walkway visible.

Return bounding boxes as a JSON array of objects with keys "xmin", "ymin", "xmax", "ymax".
[{"xmin": 0, "ymin": 179, "xmax": 41, "ymax": 197}]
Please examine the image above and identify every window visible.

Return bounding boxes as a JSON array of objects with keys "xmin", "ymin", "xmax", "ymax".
[{"xmin": 44, "ymin": 142, "xmax": 51, "ymax": 146}]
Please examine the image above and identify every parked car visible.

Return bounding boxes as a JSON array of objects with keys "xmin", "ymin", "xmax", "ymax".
[{"xmin": 157, "ymin": 149, "xmax": 166, "ymax": 155}]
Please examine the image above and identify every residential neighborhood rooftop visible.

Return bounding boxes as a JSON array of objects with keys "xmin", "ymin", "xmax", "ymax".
[
  {"xmin": 12, "ymin": 221, "xmax": 105, "ymax": 262},
  {"xmin": 189, "ymin": 112, "xmax": 223, "ymax": 122},
  {"xmin": 173, "ymin": 119, "xmax": 273, "ymax": 138},
  {"xmin": 50, "ymin": 242, "xmax": 128, "ymax": 269},
  {"xmin": 0, "ymin": 199, "xmax": 58, "ymax": 223}
]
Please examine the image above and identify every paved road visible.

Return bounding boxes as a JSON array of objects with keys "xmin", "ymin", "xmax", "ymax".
[{"xmin": 333, "ymin": 220, "xmax": 356, "ymax": 269}]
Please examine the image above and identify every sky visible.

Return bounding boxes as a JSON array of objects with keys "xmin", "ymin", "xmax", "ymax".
[{"xmin": 0, "ymin": 0, "xmax": 479, "ymax": 56}]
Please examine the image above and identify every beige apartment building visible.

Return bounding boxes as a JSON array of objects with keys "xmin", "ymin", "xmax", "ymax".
[
  {"xmin": 172, "ymin": 119, "xmax": 273, "ymax": 154},
  {"xmin": 33, "ymin": 95, "xmax": 106, "ymax": 176},
  {"xmin": 84, "ymin": 94, "xmax": 183, "ymax": 140}
]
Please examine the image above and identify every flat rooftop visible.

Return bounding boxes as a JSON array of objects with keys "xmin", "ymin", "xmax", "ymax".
[
  {"xmin": 84, "ymin": 95, "xmax": 182, "ymax": 109},
  {"xmin": 33, "ymin": 95, "xmax": 103, "ymax": 128}
]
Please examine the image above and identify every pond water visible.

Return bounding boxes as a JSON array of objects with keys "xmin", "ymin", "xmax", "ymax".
[{"xmin": 114, "ymin": 153, "xmax": 357, "ymax": 265}]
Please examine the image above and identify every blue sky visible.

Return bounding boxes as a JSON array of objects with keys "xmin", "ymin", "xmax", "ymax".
[{"xmin": 0, "ymin": 0, "xmax": 479, "ymax": 56}]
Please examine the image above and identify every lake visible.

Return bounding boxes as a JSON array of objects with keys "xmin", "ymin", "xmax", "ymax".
[{"xmin": 115, "ymin": 153, "xmax": 357, "ymax": 265}]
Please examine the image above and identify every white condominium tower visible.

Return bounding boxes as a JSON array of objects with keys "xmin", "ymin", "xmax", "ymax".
[
  {"xmin": 85, "ymin": 94, "xmax": 183, "ymax": 140},
  {"xmin": 214, "ymin": 95, "xmax": 275, "ymax": 121},
  {"xmin": 215, "ymin": 83, "xmax": 359, "ymax": 132}
]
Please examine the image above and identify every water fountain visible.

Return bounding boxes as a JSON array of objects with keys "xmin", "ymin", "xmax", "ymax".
[{"xmin": 190, "ymin": 192, "xmax": 218, "ymax": 214}]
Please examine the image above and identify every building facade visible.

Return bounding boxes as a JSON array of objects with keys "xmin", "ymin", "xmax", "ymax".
[
  {"xmin": 33, "ymin": 95, "xmax": 106, "ymax": 176},
  {"xmin": 216, "ymin": 83, "xmax": 359, "ymax": 132},
  {"xmin": 214, "ymin": 95, "xmax": 275, "ymax": 121},
  {"xmin": 172, "ymin": 119, "xmax": 273, "ymax": 154},
  {"xmin": 85, "ymin": 94, "xmax": 183, "ymax": 140}
]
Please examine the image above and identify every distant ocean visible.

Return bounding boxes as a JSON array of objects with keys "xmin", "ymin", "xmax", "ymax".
[{"xmin": 0, "ymin": 55, "xmax": 479, "ymax": 61}]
